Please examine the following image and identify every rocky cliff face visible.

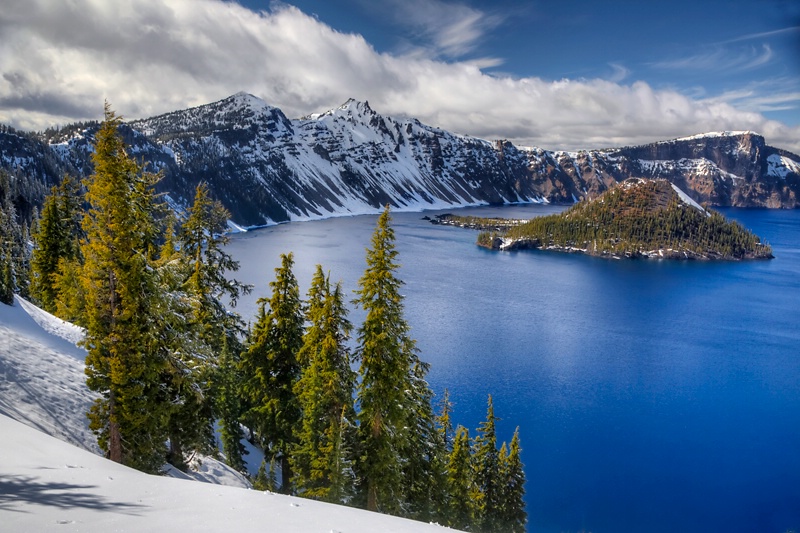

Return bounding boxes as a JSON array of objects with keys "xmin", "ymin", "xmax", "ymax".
[{"xmin": 2, "ymin": 94, "xmax": 798, "ymax": 226}]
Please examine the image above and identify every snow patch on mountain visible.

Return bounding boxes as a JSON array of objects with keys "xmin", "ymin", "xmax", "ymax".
[
  {"xmin": 767, "ymin": 153, "xmax": 800, "ymax": 179},
  {"xmin": 667, "ymin": 131, "xmax": 757, "ymax": 143}
]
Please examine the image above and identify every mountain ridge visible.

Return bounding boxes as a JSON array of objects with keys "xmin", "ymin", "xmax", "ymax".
[{"xmin": 1, "ymin": 93, "xmax": 798, "ymax": 227}]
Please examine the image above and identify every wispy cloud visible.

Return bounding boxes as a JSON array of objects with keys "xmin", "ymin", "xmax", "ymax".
[
  {"xmin": 0, "ymin": 0, "xmax": 798, "ymax": 154},
  {"xmin": 382, "ymin": 0, "xmax": 504, "ymax": 59},
  {"xmin": 606, "ymin": 63, "xmax": 630, "ymax": 83},
  {"xmin": 721, "ymin": 25, "xmax": 800, "ymax": 44},
  {"xmin": 651, "ymin": 44, "xmax": 774, "ymax": 72},
  {"xmin": 702, "ymin": 79, "xmax": 800, "ymax": 113}
]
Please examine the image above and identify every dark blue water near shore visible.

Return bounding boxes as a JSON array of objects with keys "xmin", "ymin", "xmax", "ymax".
[{"xmin": 226, "ymin": 205, "xmax": 800, "ymax": 533}]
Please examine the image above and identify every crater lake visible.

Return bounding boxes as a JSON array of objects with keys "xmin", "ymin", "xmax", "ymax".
[{"xmin": 225, "ymin": 205, "xmax": 800, "ymax": 533}]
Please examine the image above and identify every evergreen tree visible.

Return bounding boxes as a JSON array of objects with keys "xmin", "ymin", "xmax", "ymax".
[
  {"xmin": 473, "ymin": 395, "xmax": 502, "ymax": 533},
  {"xmin": 292, "ymin": 265, "xmax": 356, "ymax": 503},
  {"xmin": 81, "ymin": 104, "xmax": 169, "ymax": 472},
  {"xmin": 0, "ymin": 171, "xmax": 28, "ymax": 305},
  {"xmin": 447, "ymin": 425, "xmax": 476, "ymax": 531},
  {"xmin": 253, "ymin": 459, "xmax": 270, "ymax": 491},
  {"xmin": 181, "ymin": 182, "xmax": 249, "ymax": 352},
  {"xmin": 149, "ymin": 211, "xmax": 205, "ymax": 470},
  {"xmin": 182, "ymin": 185, "xmax": 250, "ymax": 471},
  {"xmin": 30, "ymin": 174, "xmax": 82, "ymax": 314},
  {"xmin": 353, "ymin": 205, "xmax": 434, "ymax": 514},
  {"xmin": 0, "ymin": 183, "xmax": 16, "ymax": 305},
  {"xmin": 402, "ymin": 360, "xmax": 438, "ymax": 520},
  {"xmin": 498, "ymin": 428, "xmax": 527, "ymax": 533},
  {"xmin": 159, "ymin": 183, "xmax": 250, "ymax": 469},
  {"xmin": 241, "ymin": 252, "xmax": 303, "ymax": 493},
  {"xmin": 429, "ymin": 389, "xmax": 455, "ymax": 523},
  {"xmin": 217, "ymin": 334, "xmax": 248, "ymax": 473},
  {"xmin": 53, "ymin": 256, "xmax": 87, "ymax": 325}
]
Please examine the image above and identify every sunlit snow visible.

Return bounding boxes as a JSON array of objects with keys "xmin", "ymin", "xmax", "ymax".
[{"xmin": 0, "ymin": 297, "xmax": 460, "ymax": 532}]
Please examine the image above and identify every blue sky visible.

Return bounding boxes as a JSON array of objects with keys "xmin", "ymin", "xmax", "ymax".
[
  {"xmin": 246, "ymin": 0, "xmax": 800, "ymax": 125},
  {"xmin": 1, "ymin": 0, "xmax": 798, "ymax": 151}
]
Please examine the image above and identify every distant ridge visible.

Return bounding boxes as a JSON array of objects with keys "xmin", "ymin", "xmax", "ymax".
[{"xmin": 1, "ymin": 94, "xmax": 799, "ymax": 226}]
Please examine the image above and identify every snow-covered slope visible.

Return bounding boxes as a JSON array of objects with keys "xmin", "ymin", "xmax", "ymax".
[
  {"xmin": 0, "ymin": 413, "xmax": 454, "ymax": 533},
  {"xmin": 0, "ymin": 296, "xmax": 96, "ymax": 452},
  {"xmin": 0, "ymin": 297, "xmax": 459, "ymax": 532}
]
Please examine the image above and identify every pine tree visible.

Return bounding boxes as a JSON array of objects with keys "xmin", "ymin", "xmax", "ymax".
[
  {"xmin": 30, "ymin": 174, "xmax": 82, "ymax": 314},
  {"xmin": 292, "ymin": 265, "xmax": 356, "ymax": 503},
  {"xmin": 0, "ymin": 184, "xmax": 16, "ymax": 304},
  {"xmin": 0, "ymin": 171, "xmax": 27, "ymax": 305},
  {"xmin": 81, "ymin": 103, "xmax": 169, "ymax": 472},
  {"xmin": 447, "ymin": 425, "xmax": 476, "ymax": 530},
  {"xmin": 53, "ymin": 256, "xmax": 87, "ymax": 325},
  {"xmin": 429, "ymin": 389, "xmax": 455, "ymax": 523},
  {"xmin": 353, "ymin": 205, "xmax": 434, "ymax": 514},
  {"xmin": 402, "ymin": 360, "xmax": 438, "ymax": 520},
  {"xmin": 181, "ymin": 182, "xmax": 249, "ymax": 352},
  {"xmin": 253, "ymin": 459, "xmax": 270, "ymax": 491},
  {"xmin": 498, "ymin": 428, "xmax": 527, "ymax": 533},
  {"xmin": 217, "ymin": 334, "xmax": 248, "ymax": 473},
  {"xmin": 473, "ymin": 395, "xmax": 502, "ymax": 533},
  {"xmin": 159, "ymin": 183, "xmax": 250, "ymax": 469},
  {"xmin": 241, "ymin": 252, "xmax": 303, "ymax": 493}
]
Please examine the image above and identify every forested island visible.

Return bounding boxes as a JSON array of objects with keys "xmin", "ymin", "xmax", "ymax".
[{"xmin": 434, "ymin": 178, "xmax": 773, "ymax": 260}]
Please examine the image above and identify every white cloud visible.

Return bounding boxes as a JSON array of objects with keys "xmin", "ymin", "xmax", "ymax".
[{"xmin": 0, "ymin": 0, "xmax": 798, "ymax": 154}]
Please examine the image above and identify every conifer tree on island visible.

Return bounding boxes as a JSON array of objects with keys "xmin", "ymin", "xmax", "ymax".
[
  {"xmin": 354, "ymin": 204, "xmax": 435, "ymax": 514},
  {"xmin": 241, "ymin": 252, "xmax": 304, "ymax": 493}
]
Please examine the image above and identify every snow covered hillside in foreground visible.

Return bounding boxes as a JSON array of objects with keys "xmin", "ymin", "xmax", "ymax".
[
  {"xmin": 0, "ymin": 298, "xmax": 459, "ymax": 532},
  {"xmin": 0, "ymin": 415, "xmax": 455, "ymax": 532}
]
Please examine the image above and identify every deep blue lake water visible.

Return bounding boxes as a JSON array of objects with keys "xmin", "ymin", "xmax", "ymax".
[{"xmin": 226, "ymin": 205, "xmax": 800, "ymax": 533}]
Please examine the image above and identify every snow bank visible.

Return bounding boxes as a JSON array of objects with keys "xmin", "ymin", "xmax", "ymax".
[{"xmin": 0, "ymin": 414, "xmax": 456, "ymax": 533}]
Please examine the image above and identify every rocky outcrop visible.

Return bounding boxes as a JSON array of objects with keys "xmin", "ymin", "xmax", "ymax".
[{"xmin": 1, "ymin": 95, "xmax": 798, "ymax": 226}]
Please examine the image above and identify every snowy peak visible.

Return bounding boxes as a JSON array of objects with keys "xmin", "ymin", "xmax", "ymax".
[
  {"xmin": 131, "ymin": 92, "xmax": 292, "ymax": 138},
  {"xmin": 228, "ymin": 91, "xmax": 271, "ymax": 112},
  {"xmin": 3, "ymin": 96, "xmax": 800, "ymax": 228},
  {"xmin": 334, "ymin": 98, "xmax": 375, "ymax": 116}
]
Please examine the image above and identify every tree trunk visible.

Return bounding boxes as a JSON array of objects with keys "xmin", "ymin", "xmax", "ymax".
[
  {"xmin": 109, "ymin": 394, "xmax": 122, "ymax": 463},
  {"xmin": 367, "ymin": 482, "xmax": 378, "ymax": 512}
]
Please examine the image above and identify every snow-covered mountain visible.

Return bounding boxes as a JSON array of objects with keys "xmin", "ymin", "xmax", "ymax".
[
  {"xmin": 2, "ymin": 94, "xmax": 799, "ymax": 226},
  {"xmin": 0, "ymin": 296, "xmax": 458, "ymax": 532}
]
